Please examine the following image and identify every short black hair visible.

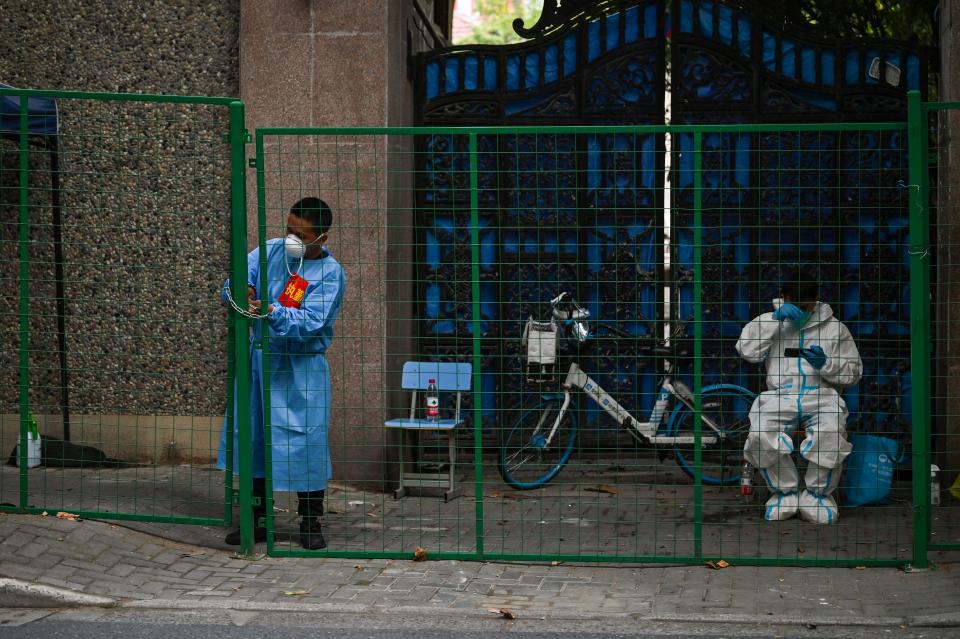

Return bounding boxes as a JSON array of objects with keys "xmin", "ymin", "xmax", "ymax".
[
  {"xmin": 290, "ymin": 197, "xmax": 333, "ymax": 235},
  {"xmin": 781, "ymin": 265, "xmax": 819, "ymax": 304}
]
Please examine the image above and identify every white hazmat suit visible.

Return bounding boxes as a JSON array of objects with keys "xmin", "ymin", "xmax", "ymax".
[{"xmin": 736, "ymin": 299, "xmax": 862, "ymax": 524}]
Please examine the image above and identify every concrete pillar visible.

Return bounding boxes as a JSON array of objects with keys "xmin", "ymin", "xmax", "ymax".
[{"xmin": 239, "ymin": 1, "xmax": 439, "ymax": 488}]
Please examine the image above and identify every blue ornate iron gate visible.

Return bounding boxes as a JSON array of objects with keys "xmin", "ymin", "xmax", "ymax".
[{"xmin": 413, "ymin": 0, "xmax": 931, "ymax": 448}]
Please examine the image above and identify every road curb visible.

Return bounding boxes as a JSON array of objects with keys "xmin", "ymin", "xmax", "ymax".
[
  {"xmin": 121, "ymin": 598, "xmax": 917, "ymax": 628},
  {"xmin": 639, "ymin": 611, "xmax": 908, "ymax": 628},
  {"xmin": 910, "ymin": 612, "xmax": 960, "ymax": 627},
  {"xmin": 0, "ymin": 578, "xmax": 116, "ymax": 608},
  {"xmin": 123, "ymin": 599, "xmax": 369, "ymax": 614}
]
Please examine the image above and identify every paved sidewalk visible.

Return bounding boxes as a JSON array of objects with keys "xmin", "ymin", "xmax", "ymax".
[
  {"xmin": 1, "ymin": 512, "xmax": 959, "ymax": 628},
  {"xmin": 7, "ymin": 464, "xmax": 957, "ymax": 562}
]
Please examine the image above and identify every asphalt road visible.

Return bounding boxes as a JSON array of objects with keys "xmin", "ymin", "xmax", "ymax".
[{"xmin": 1, "ymin": 608, "xmax": 957, "ymax": 639}]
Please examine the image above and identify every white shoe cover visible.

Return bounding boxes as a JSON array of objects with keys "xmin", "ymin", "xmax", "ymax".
[
  {"xmin": 764, "ymin": 491, "xmax": 799, "ymax": 521},
  {"xmin": 799, "ymin": 490, "xmax": 839, "ymax": 525}
]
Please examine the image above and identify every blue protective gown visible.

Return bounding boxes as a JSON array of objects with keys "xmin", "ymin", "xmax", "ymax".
[{"xmin": 217, "ymin": 238, "xmax": 346, "ymax": 492}]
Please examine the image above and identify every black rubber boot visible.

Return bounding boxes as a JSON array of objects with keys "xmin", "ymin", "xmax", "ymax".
[
  {"xmin": 297, "ymin": 489, "xmax": 326, "ymax": 550},
  {"xmin": 225, "ymin": 477, "xmax": 267, "ymax": 545}
]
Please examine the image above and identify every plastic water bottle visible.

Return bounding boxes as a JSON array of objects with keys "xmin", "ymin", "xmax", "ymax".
[
  {"xmin": 740, "ymin": 461, "xmax": 755, "ymax": 501},
  {"xmin": 931, "ymin": 464, "xmax": 941, "ymax": 507},
  {"xmin": 425, "ymin": 379, "xmax": 439, "ymax": 421},
  {"xmin": 16, "ymin": 412, "xmax": 41, "ymax": 469}
]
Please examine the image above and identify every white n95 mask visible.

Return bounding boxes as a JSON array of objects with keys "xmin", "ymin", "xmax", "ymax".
[{"xmin": 285, "ymin": 234, "xmax": 308, "ymax": 260}]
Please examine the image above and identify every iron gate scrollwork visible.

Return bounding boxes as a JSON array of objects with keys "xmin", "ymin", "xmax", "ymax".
[{"xmin": 413, "ymin": 0, "xmax": 931, "ymax": 445}]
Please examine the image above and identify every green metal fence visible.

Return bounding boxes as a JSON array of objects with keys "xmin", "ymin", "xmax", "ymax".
[
  {"xmin": 0, "ymin": 87, "xmax": 951, "ymax": 568},
  {"xmin": 251, "ymin": 98, "xmax": 942, "ymax": 567},
  {"xmin": 0, "ymin": 88, "xmax": 245, "ymax": 528}
]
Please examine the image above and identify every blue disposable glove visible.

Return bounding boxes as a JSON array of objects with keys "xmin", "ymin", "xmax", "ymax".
[
  {"xmin": 773, "ymin": 303, "xmax": 804, "ymax": 322},
  {"xmin": 800, "ymin": 345, "xmax": 827, "ymax": 369}
]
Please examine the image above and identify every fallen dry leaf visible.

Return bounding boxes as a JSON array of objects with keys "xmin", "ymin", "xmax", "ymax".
[
  {"xmin": 283, "ymin": 590, "xmax": 310, "ymax": 596},
  {"xmin": 499, "ymin": 492, "xmax": 529, "ymax": 500},
  {"xmin": 488, "ymin": 608, "xmax": 517, "ymax": 620},
  {"xmin": 414, "ymin": 547, "xmax": 427, "ymax": 562},
  {"xmin": 584, "ymin": 484, "xmax": 619, "ymax": 495},
  {"xmin": 56, "ymin": 512, "xmax": 80, "ymax": 521},
  {"xmin": 354, "ymin": 564, "xmax": 365, "ymax": 571},
  {"xmin": 550, "ymin": 560, "xmax": 563, "ymax": 566},
  {"xmin": 706, "ymin": 560, "xmax": 731, "ymax": 570},
  {"xmin": 40, "ymin": 511, "xmax": 48, "ymax": 517}
]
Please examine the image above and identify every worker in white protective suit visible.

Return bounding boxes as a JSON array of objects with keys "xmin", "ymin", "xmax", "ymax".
[{"xmin": 736, "ymin": 274, "xmax": 862, "ymax": 524}]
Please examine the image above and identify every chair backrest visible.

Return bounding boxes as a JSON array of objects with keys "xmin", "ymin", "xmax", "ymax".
[{"xmin": 401, "ymin": 361, "xmax": 472, "ymax": 391}]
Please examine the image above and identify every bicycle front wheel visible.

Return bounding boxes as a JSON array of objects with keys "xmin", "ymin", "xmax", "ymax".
[
  {"xmin": 667, "ymin": 384, "xmax": 756, "ymax": 486},
  {"xmin": 499, "ymin": 395, "xmax": 577, "ymax": 490}
]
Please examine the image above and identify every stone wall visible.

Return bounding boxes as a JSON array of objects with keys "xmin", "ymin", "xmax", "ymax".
[{"xmin": 0, "ymin": 1, "xmax": 240, "ymax": 460}]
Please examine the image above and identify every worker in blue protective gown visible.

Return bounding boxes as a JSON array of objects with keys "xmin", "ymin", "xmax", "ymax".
[
  {"xmin": 218, "ymin": 197, "xmax": 346, "ymax": 549},
  {"xmin": 736, "ymin": 271, "xmax": 862, "ymax": 524}
]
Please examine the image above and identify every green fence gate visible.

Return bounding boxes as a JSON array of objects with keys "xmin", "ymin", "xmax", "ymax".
[
  {"xmin": 251, "ymin": 97, "xmax": 945, "ymax": 567},
  {"xmin": 0, "ymin": 87, "xmax": 952, "ymax": 569},
  {"xmin": 0, "ymin": 88, "xmax": 247, "ymax": 532}
]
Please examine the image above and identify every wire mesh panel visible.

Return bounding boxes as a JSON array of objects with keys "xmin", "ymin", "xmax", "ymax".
[
  {"xmin": 684, "ymin": 124, "xmax": 919, "ymax": 565},
  {"xmin": 0, "ymin": 89, "xmax": 238, "ymax": 525},
  {"xmin": 253, "ymin": 131, "xmax": 481, "ymax": 557},
  {"xmin": 929, "ymin": 101, "xmax": 960, "ymax": 554},
  {"xmin": 251, "ymin": 122, "xmax": 935, "ymax": 566},
  {"xmin": 486, "ymin": 129, "xmax": 675, "ymax": 561}
]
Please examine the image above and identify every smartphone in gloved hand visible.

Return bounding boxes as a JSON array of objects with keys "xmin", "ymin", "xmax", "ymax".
[{"xmin": 784, "ymin": 348, "xmax": 800, "ymax": 357}]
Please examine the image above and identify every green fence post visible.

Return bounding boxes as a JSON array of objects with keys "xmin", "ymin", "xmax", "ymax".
[
  {"xmin": 224, "ymin": 316, "xmax": 236, "ymax": 526},
  {"xmin": 228, "ymin": 100, "xmax": 255, "ymax": 556},
  {"xmin": 692, "ymin": 130, "xmax": 703, "ymax": 560},
  {"xmin": 17, "ymin": 96, "xmax": 30, "ymax": 507},
  {"xmin": 468, "ymin": 133, "xmax": 484, "ymax": 560},
  {"xmin": 255, "ymin": 131, "xmax": 273, "ymax": 553},
  {"xmin": 907, "ymin": 90, "xmax": 931, "ymax": 569}
]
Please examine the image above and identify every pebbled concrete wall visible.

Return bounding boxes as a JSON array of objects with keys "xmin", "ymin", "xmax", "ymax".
[{"xmin": 0, "ymin": 1, "xmax": 240, "ymax": 461}]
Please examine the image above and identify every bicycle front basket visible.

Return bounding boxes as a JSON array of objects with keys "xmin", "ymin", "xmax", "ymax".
[{"xmin": 522, "ymin": 316, "xmax": 558, "ymax": 381}]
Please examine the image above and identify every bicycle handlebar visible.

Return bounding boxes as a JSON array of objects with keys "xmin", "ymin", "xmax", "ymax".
[{"xmin": 548, "ymin": 292, "xmax": 688, "ymax": 346}]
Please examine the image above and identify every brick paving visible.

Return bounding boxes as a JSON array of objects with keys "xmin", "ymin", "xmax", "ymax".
[
  {"xmin": 1, "ymin": 512, "xmax": 959, "ymax": 624},
  {"xmin": 4, "ymin": 462, "xmax": 958, "ymax": 563},
  {"xmin": 2, "ymin": 463, "xmax": 960, "ymax": 625}
]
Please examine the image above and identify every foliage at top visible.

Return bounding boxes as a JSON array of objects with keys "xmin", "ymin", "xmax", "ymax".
[
  {"xmin": 458, "ymin": 0, "xmax": 544, "ymax": 45},
  {"xmin": 788, "ymin": 0, "xmax": 938, "ymax": 44},
  {"xmin": 455, "ymin": 0, "xmax": 938, "ymax": 46}
]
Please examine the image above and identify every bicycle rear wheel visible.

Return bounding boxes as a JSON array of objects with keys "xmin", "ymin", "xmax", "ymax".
[
  {"xmin": 499, "ymin": 396, "xmax": 577, "ymax": 490},
  {"xmin": 667, "ymin": 384, "xmax": 755, "ymax": 485}
]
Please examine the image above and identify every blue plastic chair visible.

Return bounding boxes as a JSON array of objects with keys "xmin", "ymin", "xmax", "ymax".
[{"xmin": 384, "ymin": 361, "xmax": 472, "ymax": 501}]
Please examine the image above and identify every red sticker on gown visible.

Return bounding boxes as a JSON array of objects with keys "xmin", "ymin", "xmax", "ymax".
[{"xmin": 278, "ymin": 274, "xmax": 308, "ymax": 308}]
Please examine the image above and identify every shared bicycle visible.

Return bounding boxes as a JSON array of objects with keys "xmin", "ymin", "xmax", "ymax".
[{"xmin": 498, "ymin": 292, "xmax": 757, "ymax": 490}]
